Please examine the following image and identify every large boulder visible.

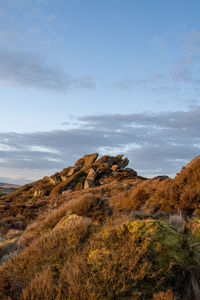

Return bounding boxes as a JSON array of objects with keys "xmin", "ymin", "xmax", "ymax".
[
  {"xmin": 53, "ymin": 214, "xmax": 92, "ymax": 231},
  {"xmin": 118, "ymin": 157, "xmax": 129, "ymax": 168},
  {"xmin": 84, "ymin": 168, "xmax": 97, "ymax": 189},
  {"xmin": 75, "ymin": 153, "xmax": 98, "ymax": 168}
]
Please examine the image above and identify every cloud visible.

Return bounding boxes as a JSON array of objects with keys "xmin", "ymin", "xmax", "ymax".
[
  {"xmin": 115, "ymin": 74, "xmax": 165, "ymax": 90},
  {"xmin": 183, "ymin": 31, "xmax": 200, "ymax": 54},
  {"xmin": 170, "ymin": 69, "xmax": 192, "ymax": 83},
  {"xmin": 0, "ymin": 50, "xmax": 95, "ymax": 90},
  {"xmin": 0, "ymin": 107, "xmax": 200, "ymax": 183},
  {"xmin": 173, "ymin": 56, "xmax": 198, "ymax": 67}
]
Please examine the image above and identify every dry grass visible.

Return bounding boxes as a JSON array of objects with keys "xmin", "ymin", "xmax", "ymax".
[
  {"xmin": 18, "ymin": 193, "xmax": 110, "ymax": 248},
  {"xmin": 110, "ymin": 181, "xmax": 149, "ymax": 212},
  {"xmin": 0, "ymin": 218, "xmax": 92, "ymax": 299},
  {"xmin": 2, "ymin": 155, "xmax": 200, "ymax": 299},
  {"xmin": 153, "ymin": 289, "xmax": 175, "ymax": 299}
]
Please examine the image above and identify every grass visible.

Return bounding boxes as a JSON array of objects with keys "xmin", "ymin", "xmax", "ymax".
[{"xmin": 2, "ymin": 155, "xmax": 200, "ymax": 299}]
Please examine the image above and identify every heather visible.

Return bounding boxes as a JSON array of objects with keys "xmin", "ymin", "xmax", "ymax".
[{"xmin": 1, "ymin": 154, "xmax": 200, "ymax": 299}]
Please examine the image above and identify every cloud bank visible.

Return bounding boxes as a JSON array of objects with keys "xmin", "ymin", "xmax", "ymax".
[{"xmin": 0, "ymin": 107, "xmax": 200, "ymax": 184}]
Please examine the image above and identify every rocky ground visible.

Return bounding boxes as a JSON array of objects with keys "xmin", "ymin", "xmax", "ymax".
[{"xmin": 1, "ymin": 153, "xmax": 200, "ymax": 299}]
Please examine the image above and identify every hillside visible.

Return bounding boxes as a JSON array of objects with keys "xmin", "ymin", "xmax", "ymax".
[{"xmin": 1, "ymin": 153, "xmax": 200, "ymax": 299}]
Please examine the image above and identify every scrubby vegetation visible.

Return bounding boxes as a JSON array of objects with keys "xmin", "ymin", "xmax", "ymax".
[{"xmin": 1, "ymin": 154, "xmax": 200, "ymax": 299}]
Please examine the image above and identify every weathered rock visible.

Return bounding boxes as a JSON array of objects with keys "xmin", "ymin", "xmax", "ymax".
[
  {"xmin": 49, "ymin": 173, "xmax": 60, "ymax": 185},
  {"xmin": 75, "ymin": 153, "xmax": 98, "ymax": 168},
  {"xmin": 124, "ymin": 167, "xmax": 137, "ymax": 176},
  {"xmin": 83, "ymin": 153, "xmax": 98, "ymax": 166},
  {"xmin": 118, "ymin": 157, "xmax": 129, "ymax": 168},
  {"xmin": 111, "ymin": 165, "xmax": 119, "ymax": 171},
  {"xmin": 115, "ymin": 154, "xmax": 124, "ymax": 160},
  {"xmin": 33, "ymin": 190, "xmax": 42, "ymax": 197},
  {"xmin": 87, "ymin": 168, "xmax": 97, "ymax": 182},
  {"xmin": 96, "ymin": 162, "xmax": 111, "ymax": 171},
  {"xmin": 53, "ymin": 214, "xmax": 92, "ymax": 231},
  {"xmin": 68, "ymin": 167, "xmax": 77, "ymax": 176},
  {"xmin": 84, "ymin": 168, "xmax": 97, "ymax": 189},
  {"xmin": 95, "ymin": 155, "xmax": 110, "ymax": 165},
  {"xmin": 61, "ymin": 175, "xmax": 68, "ymax": 181}
]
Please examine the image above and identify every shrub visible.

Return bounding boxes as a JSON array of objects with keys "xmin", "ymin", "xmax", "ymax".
[
  {"xmin": 110, "ymin": 181, "xmax": 149, "ymax": 212},
  {"xmin": 179, "ymin": 189, "xmax": 200, "ymax": 215}
]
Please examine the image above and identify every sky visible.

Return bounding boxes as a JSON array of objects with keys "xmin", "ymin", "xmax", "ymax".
[{"xmin": 1, "ymin": 0, "xmax": 200, "ymax": 184}]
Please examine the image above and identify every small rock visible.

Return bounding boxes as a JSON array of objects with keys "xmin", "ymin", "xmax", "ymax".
[
  {"xmin": 68, "ymin": 167, "xmax": 77, "ymax": 176},
  {"xmin": 124, "ymin": 168, "xmax": 137, "ymax": 176},
  {"xmin": 111, "ymin": 165, "xmax": 119, "ymax": 171},
  {"xmin": 118, "ymin": 158, "xmax": 129, "ymax": 168},
  {"xmin": 84, "ymin": 179, "xmax": 96, "ymax": 189},
  {"xmin": 49, "ymin": 173, "xmax": 60, "ymax": 185},
  {"xmin": 34, "ymin": 190, "xmax": 42, "ymax": 197},
  {"xmin": 115, "ymin": 154, "xmax": 124, "ymax": 160},
  {"xmin": 61, "ymin": 175, "xmax": 68, "ymax": 181}
]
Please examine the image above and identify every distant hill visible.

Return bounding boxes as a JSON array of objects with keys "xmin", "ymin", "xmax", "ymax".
[
  {"xmin": 1, "ymin": 153, "xmax": 200, "ymax": 299},
  {"xmin": 0, "ymin": 182, "xmax": 20, "ymax": 196}
]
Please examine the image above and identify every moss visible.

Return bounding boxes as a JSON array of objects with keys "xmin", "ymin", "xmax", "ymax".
[{"xmin": 85, "ymin": 219, "xmax": 190, "ymax": 299}]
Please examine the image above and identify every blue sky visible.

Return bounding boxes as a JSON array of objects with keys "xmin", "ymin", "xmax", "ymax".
[{"xmin": 1, "ymin": 0, "xmax": 200, "ymax": 183}]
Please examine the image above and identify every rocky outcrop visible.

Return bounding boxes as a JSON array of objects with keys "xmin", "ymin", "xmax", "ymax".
[{"xmin": 48, "ymin": 153, "xmax": 137, "ymax": 194}]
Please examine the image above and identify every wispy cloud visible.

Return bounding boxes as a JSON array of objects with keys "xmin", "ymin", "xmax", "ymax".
[
  {"xmin": 183, "ymin": 31, "xmax": 200, "ymax": 54},
  {"xmin": 0, "ymin": 50, "xmax": 95, "ymax": 91},
  {"xmin": 115, "ymin": 74, "xmax": 165, "ymax": 90}
]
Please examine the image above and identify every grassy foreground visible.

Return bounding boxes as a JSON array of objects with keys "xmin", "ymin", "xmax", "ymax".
[{"xmin": 1, "ymin": 154, "xmax": 200, "ymax": 299}]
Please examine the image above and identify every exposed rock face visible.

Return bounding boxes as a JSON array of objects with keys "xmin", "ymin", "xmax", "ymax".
[
  {"xmin": 84, "ymin": 168, "xmax": 97, "ymax": 189},
  {"xmin": 48, "ymin": 153, "xmax": 137, "ymax": 193},
  {"xmin": 68, "ymin": 167, "xmax": 77, "ymax": 176},
  {"xmin": 75, "ymin": 153, "xmax": 98, "ymax": 168}
]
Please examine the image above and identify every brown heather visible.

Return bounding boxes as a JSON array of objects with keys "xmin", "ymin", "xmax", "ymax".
[{"xmin": 1, "ymin": 153, "xmax": 200, "ymax": 299}]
